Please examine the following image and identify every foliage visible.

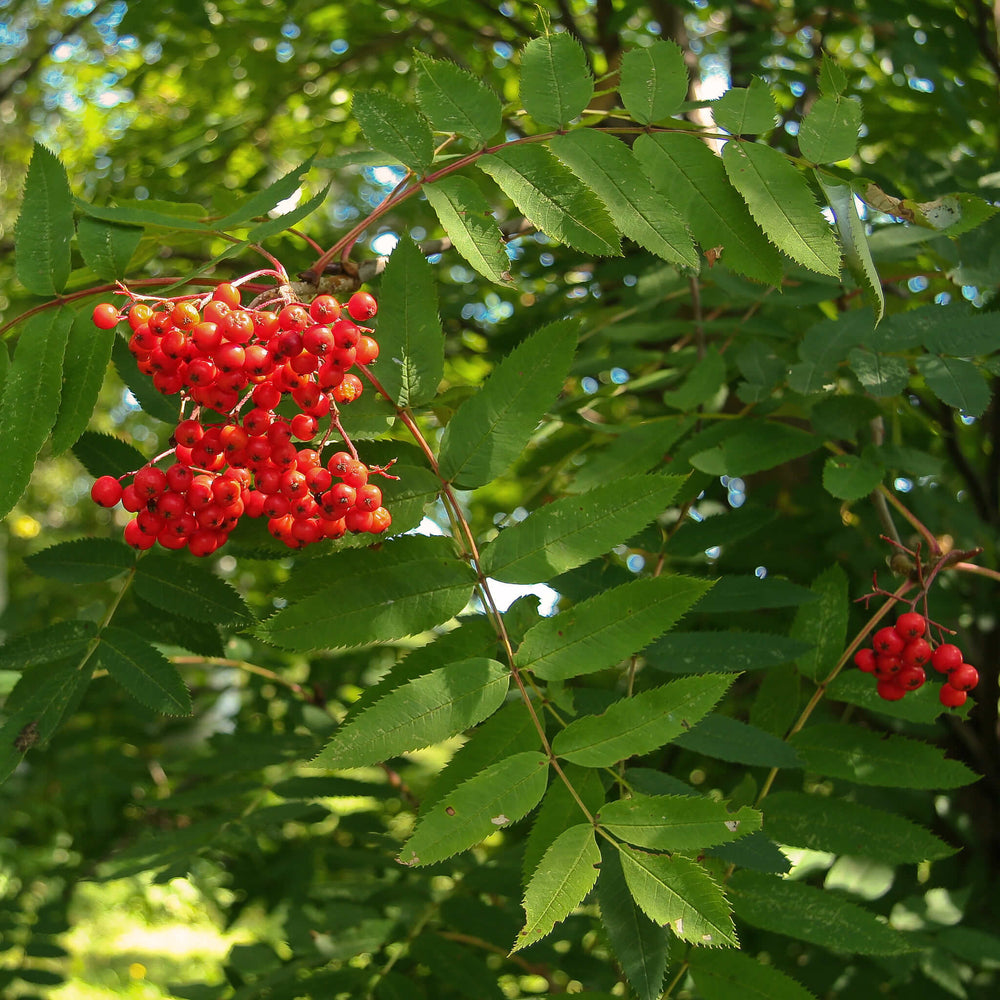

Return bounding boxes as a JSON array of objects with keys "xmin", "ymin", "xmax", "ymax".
[{"xmin": 2, "ymin": 2, "xmax": 1000, "ymax": 998}]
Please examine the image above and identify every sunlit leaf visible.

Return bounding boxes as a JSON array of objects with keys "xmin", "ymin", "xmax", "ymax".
[
  {"xmin": 15, "ymin": 143, "xmax": 73, "ymax": 295},
  {"xmin": 619, "ymin": 40, "xmax": 687, "ymax": 124}
]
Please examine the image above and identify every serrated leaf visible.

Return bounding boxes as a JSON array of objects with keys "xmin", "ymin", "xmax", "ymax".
[
  {"xmin": 134, "ymin": 552, "xmax": 252, "ymax": 627},
  {"xmin": 0, "ymin": 660, "xmax": 93, "ymax": 786},
  {"xmin": 424, "ymin": 176, "xmax": 510, "ymax": 283},
  {"xmin": 97, "ymin": 626, "xmax": 191, "ymax": 715},
  {"xmin": 827, "ymin": 670, "xmax": 957, "ymax": 724},
  {"xmin": 50, "ymin": 309, "xmax": 116, "ymax": 454},
  {"xmin": 819, "ymin": 53, "xmax": 848, "ymax": 96},
  {"xmin": 520, "ymin": 31, "xmax": 593, "ymax": 127},
  {"xmin": 72, "ymin": 430, "xmax": 147, "ymax": 479},
  {"xmin": 689, "ymin": 422, "xmax": 819, "ymax": 477},
  {"xmin": 817, "ymin": 173, "xmax": 884, "ymax": 324},
  {"xmin": 438, "ymin": 318, "xmax": 578, "ymax": 489},
  {"xmin": 513, "ymin": 824, "xmax": 600, "ymax": 951},
  {"xmin": 789, "ymin": 723, "xmax": 978, "ymax": 788},
  {"xmin": 885, "ymin": 302, "xmax": 1000, "ymax": 356},
  {"xmin": 76, "ymin": 217, "xmax": 142, "ymax": 280},
  {"xmin": 662, "ymin": 349, "xmax": 727, "ymax": 409},
  {"xmin": 619, "ymin": 846, "xmax": 738, "ymax": 947},
  {"xmin": 75, "ymin": 197, "xmax": 208, "ymax": 231},
  {"xmin": 789, "ymin": 564, "xmax": 848, "ymax": 682},
  {"xmin": 550, "ymin": 130, "xmax": 697, "ymax": 268},
  {"xmin": 916, "ymin": 354, "xmax": 990, "ymax": 416},
  {"xmin": 634, "ymin": 133, "xmax": 783, "ymax": 284},
  {"xmin": 211, "ymin": 156, "xmax": 315, "ymax": 229},
  {"xmin": 688, "ymin": 947, "xmax": 818, "ymax": 1000},
  {"xmin": 600, "ymin": 794, "xmax": 761, "ymax": 851},
  {"xmin": 516, "ymin": 574, "xmax": 712, "ymax": 682},
  {"xmin": 673, "ymin": 715, "xmax": 802, "ymax": 768},
  {"xmin": 247, "ymin": 183, "xmax": 331, "ymax": 242},
  {"xmin": 722, "ymin": 140, "xmax": 841, "ymax": 277},
  {"xmin": 552, "ymin": 674, "xmax": 737, "ymax": 767},
  {"xmin": 645, "ymin": 631, "xmax": 811, "ymax": 674},
  {"xmin": 111, "ymin": 335, "xmax": 182, "ymax": 424},
  {"xmin": 15, "ymin": 143, "xmax": 73, "ymax": 295},
  {"xmin": 619, "ymin": 40, "xmax": 687, "ymax": 124},
  {"xmin": 729, "ymin": 869, "xmax": 916, "ymax": 955},
  {"xmin": 312, "ymin": 658, "xmax": 508, "ymax": 769},
  {"xmin": 478, "ymin": 144, "xmax": 620, "ymax": 256},
  {"xmin": 353, "ymin": 91, "xmax": 435, "ymax": 173},
  {"xmin": 375, "ymin": 235, "xmax": 445, "ymax": 407},
  {"xmin": 0, "ymin": 620, "xmax": 98, "ymax": 671},
  {"xmin": 712, "ymin": 79, "xmax": 778, "ymax": 135},
  {"xmin": 823, "ymin": 453, "xmax": 884, "ymax": 501},
  {"xmin": 696, "ymin": 576, "xmax": 816, "ymax": 613},
  {"xmin": 0, "ymin": 307, "xmax": 73, "ymax": 518},
  {"xmin": 762, "ymin": 792, "xmax": 956, "ymax": 863},
  {"xmin": 415, "ymin": 54, "xmax": 502, "ymax": 145},
  {"xmin": 597, "ymin": 844, "xmax": 669, "ymax": 1000},
  {"xmin": 848, "ymin": 347, "xmax": 910, "ymax": 397},
  {"xmin": 258, "ymin": 536, "xmax": 475, "ymax": 652},
  {"xmin": 24, "ymin": 538, "xmax": 135, "ymax": 584},
  {"xmin": 482, "ymin": 473, "xmax": 685, "ymax": 584},
  {"xmin": 398, "ymin": 751, "xmax": 549, "ymax": 866},
  {"xmin": 798, "ymin": 96, "xmax": 862, "ymax": 164}
]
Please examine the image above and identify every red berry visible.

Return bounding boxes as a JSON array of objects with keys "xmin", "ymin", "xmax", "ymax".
[
  {"xmin": 876, "ymin": 678, "xmax": 907, "ymax": 701},
  {"xmin": 91, "ymin": 475, "xmax": 123, "ymax": 507},
  {"xmin": 931, "ymin": 644, "xmax": 963, "ymax": 674},
  {"xmin": 872, "ymin": 627, "xmax": 905, "ymax": 656},
  {"xmin": 939, "ymin": 684, "xmax": 968, "ymax": 708},
  {"xmin": 370, "ymin": 506, "xmax": 392, "ymax": 534},
  {"xmin": 900, "ymin": 638, "xmax": 931, "ymax": 668},
  {"xmin": 347, "ymin": 290, "xmax": 377, "ymax": 321},
  {"xmin": 854, "ymin": 648, "xmax": 877, "ymax": 673},
  {"xmin": 133, "ymin": 465, "xmax": 167, "ymax": 499},
  {"xmin": 948, "ymin": 663, "xmax": 979, "ymax": 692},
  {"xmin": 213, "ymin": 282, "xmax": 242, "ymax": 308},
  {"xmin": 355, "ymin": 335, "xmax": 380, "ymax": 365},
  {"xmin": 309, "ymin": 294, "xmax": 341, "ymax": 323},
  {"xmin": 355, "ymin": 483, "xmax": 382, "ymax": 511},
  {"xmin": 92, "ymin": 303, "xmax": 121, "ymax": 329},
  {"xmin": 898, "ymin": 665, "xmax": 926, "ymax": 691},
  {"xmin": 894, "ymin": 612, "xmax": 926, "ymax": 640},
  {"xmin": 344, "ymin": 507, "xmax": 374, "ymax": 533},
  {"xmin": 874, "ymin": 654, "xmax": 901, "ymax": 679}
]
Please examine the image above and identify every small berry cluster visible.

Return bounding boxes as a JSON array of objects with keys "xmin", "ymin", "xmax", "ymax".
[
  {"xmin": 853, "ymin": 611, "xmax": 980, "ymax": 707},
  {"xmin": 90, "ymin": 283, "xmax": 393, "ymax": 556}
]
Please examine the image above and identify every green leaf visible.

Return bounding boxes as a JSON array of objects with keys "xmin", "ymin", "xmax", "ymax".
[
  {"xmin": 597, "ymin": 844, "xmax": 669, "ymax": 1000},
  {"xmin": 71, "ymin": 430, "xmax": 147, "ymax": 479},
  {"xmin": 893, "ymin": 303, "xmax": 1000, "ymax": 356},
  {"xmin": 661, "ymin": 349, "xmax": 727, "ymax": 409},
  {"xmin": 689, "ymin": 422, "xmax": 819, "ymax": 477},
  {"xmin": 438, "ymin": 318, "xmax": 578, "ymax": 488},
  {"xmin": 247, "ymin": 182, "xmax": 331, "ymax": 242},
  {"xmin": 822, "ymin": 453, "xmax": 884, "ymax": 501},
  {"xmin": 695, "ymin": 576, "xmax": 817, "ymax": 613},
  {"xmin": 633, "ymin": 132, "xmax": 783, "ymax": 285},
  {"xmin": 816, "ymin": 172, "xmax": 884, "ymax": 324},
  {"xmin": 827, "ymin": 670, "xmax": 956, "ymax": 724},
  {"xmin": 50, "ymin": 309, "xmax": 116, "ymax": 454},
  {"xmin": 619, "ymin": 40, "xmax": 687, "ymax": 124},
  {"xmin": 312, "ymin": 659, "xmax": 509, "ymax": 769},
  {"xmin": 513, "ymin": 824, "xmax": 600, "ymax": 951},
  {"xmin": 75, "ymin": 197, "xmax": 208, "ymax": 231},
  {"xmin": 24, "ymin": 538, "xmax": 135, "ymax": 584},
  {"xmin": 688, "ymin": 947, "xmax": 818, "ymax": 1000},
  {"xmin": 916, "ymin": 354, "xmax": 990, "ymax": 417},
  {"xmin": 789, "ymin": 564, "xmax": 848, "ymax": 681},
  {"xmin": 353, "ymin": 91, "xmax": 435, "ymax": 174},
  {"xmin": 712, "ymin": 79, "xmax": 778, "ymax": 135},
  {"xmin": 550, "ymin": 130, "xmax": 697, "ymax": 269},
  {"xmin": 0, "ymin": 660, "xmax": 92, "ymax": 786},
  {"xmin": 848, "ymin": 347, "xmax": 910, "ymax": 397},
  {"xmin": 375, "ymin": 235, "xmax": 445, "ymax": 407},
  {"xmin": 134, "ymin": 552, "xmax": 253, "ymax": 627},
  {"xmin": 258, "ymin": 536, "xmax": 475, "ymax": 652},
  {"xmin": 482, "ymin": 473, "xmax": 685, "ymax": 584},
  {"xmin": 414, "ymin": 54, "xmax": 502, "ymax": 145},
  {"xmin": 551, "ymin": 674, "xmax": 737, "ymax": 767},
  {"xmin": 478, "ymin": 145, "xmax": 621, "ymax": 257},
  {"xmin": 15, "ymin": 143, "xmax": 73, "ymax": 295},
  {"xmin": 645, "ymin": 631, "xmax": 812, "ymax": 674},
  {"xmin": 673, "ymin": 715, "xmax": 802, "ymax": 769},
  {"xmin": 211, "ymin": 156, "xmax": 314, "ymax": 229},
  {"xmin": 818, "ymin": 53, "xmax": 848, "ymax": 96},
  {"xmin": 722, "ymin": 140, "xmax": 841, "ymax": 277},
  {"xmin": 619, "ymin": 846, "xmax": 738, "ymax": 947},
  {"xmin": 424, "ymin": 176, "xmax": 510, "ymax": 284},
  {"xmin": 517, "ymin": 574, "xmax": 713, "ymax": 682},
  {"xmin": 0, "ymin": 620, "xmax": 98, "ymax": 671},
  {"xmin": 0, "ymin": 307, "xmax": 74, "ymax": 519},
  {"xmin": 520, "ymin": 31, "xmax": 593, "ymax": 127},
  {"xmin": 789, "ymin": 723, "xmax": 978, "ymax": 788},
  {"xmin": 97, "ymin": 626, "xmax": 192, "ymax": 716},
  {"xmin": 762, "ymin": 792, "xmax": 956, "ymax": 863},
  {"xmin": 76, "ymin": 217, "xmax": 142, "ymax": 280},
  {"xmin": 600, "ymin": 794, "xmax": 761, "ymax": 851},
  {"xmin": 398, "ymin": 751, "xmax": 549, "ymax": 866},
  {"xmin": 798, "ymin": 96, "xmax": 862, "ymax": 164},
  {"xmin": 729, "ymin": 869, "xmax": 916, "ymax": 955},
  {"xmin": 112, "ymin": 335, "xmax": 183, "ymax": 424}
]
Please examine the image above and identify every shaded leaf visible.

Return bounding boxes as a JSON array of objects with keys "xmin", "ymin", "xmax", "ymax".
[
  {"xmin": 645, "ymin": 631, "xmax": 811, "ymax": 674},
  {"xmin": 212, "ymin": 156, "xmax": 315, "ymax": 229},
  {"xmin": 662, "ymin": 349, "xmax": 727, "ymax": 409},
  {"xmin": 15, "ymin": 143, "xmax": 73, "ymax": 295},
  {"xmin": 97, "ymin": 626, "xmax": 191, "ymax": 715},
  {"xmin": 689, "ymin": 422, "xmax": 819, "ymax": 477},
  {"xmin": 0, "ymin": 620, "xmax": 98, "ymax": 671},
  {"xmin": 688, "ymin": 947, "xmax": 818, "ymax": 1000},
  {"xmin": 134, "ymin": 552, "xmax": 252, "ymax": 627},
  {"xmin": 353, "ymin": 91, "xmax": 434, "ymax": 173},
  {"xmin": 619, "ymin": 40, "xmax": 687, "ymax": 124},
  {"xmin": 520, "ymin": 31, "xmax": 593, "ymax": 127},
  {"xmin": 916, "ymin": 354, "xmax": 990, "ymax": 417},
  {"xmin": 848, "ymin": 347, "xmax": 910, "ymax": 397},
  {"xmin": 789, "ymin": 564, "xmax": 848, "ymax": 682},
  {"xmin": 24, "ymin": 538, "xmax": 135, "ymax": 584},
  {"xmin": 415, "ymin": 54, "xmax": 502, "ymax": 145},
  {"xmin": 798, "ymin": 96, "xmax": 862, "ymax": 164},
  {"xmin": 76, "ymin": 217, "xmax": 142, "ymax": 280},
  {"xmin": 247, "ymin": 183, "xmax": 331, "ymax": 242},
  {"xmin": 71, "ymin": 430, "xmax": 147, "ymax": 479},
  {"xmin": 823, "ymin": 453, "xmax": 884, "ymax": 501},
  {"xmin": 695, "ymin": 576, "xmax": 817, "ymax": 613},
  {"xmin": 76, "ymin": 197, "xmax": 208, "ymax": 231},
  {"xmin": 673, "ymin": 715, "xmax": 802, "ymax": 768}
]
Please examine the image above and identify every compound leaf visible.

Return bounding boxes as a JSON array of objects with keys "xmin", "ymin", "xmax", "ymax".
[
  {"xmin": 789, "ymin": 564, "xmax": 848, "ymax": 681},
  {"xmin": 673, "ymin": 715, "xmax": 802, "ymax": 769}
]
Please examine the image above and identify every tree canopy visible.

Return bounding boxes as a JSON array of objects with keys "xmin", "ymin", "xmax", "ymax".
[{"xmin": 2, "ymin": 1, "xmax": 1000, "ymax": 998}]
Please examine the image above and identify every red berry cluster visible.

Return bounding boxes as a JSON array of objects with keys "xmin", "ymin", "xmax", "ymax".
[
  {"xmin": 853, "ymin": 611, "xmax": 980, "ymax": 707},
  {"xmin": 89, "ymin": 284, "xmax": 392, "ymax": 556}
]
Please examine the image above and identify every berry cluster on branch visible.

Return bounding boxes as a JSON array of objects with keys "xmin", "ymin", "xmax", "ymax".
[{"xmin": 90, "ymin": 283, "xmax": 392, "ymax": 556}]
